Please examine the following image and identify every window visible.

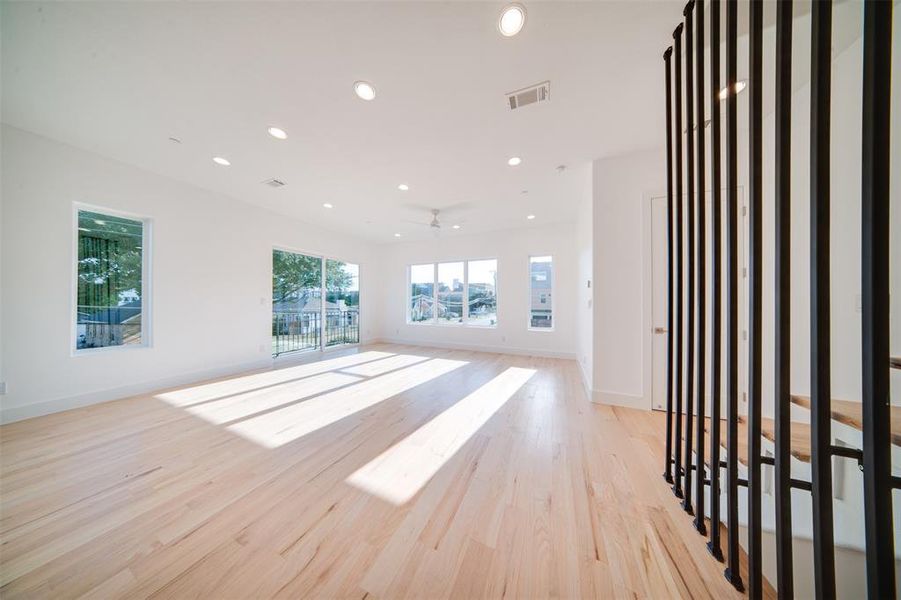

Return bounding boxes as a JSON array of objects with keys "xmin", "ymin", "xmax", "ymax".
[
  {"xmin": 467, "ymin": 259, "xmax": 498, "ymax": 327},
  {"xmin": 409, "ymin": 264, "xmax": 435, "ymax": 322},
  {"xmin": 407, "ymin": 259, "xmax": 497, "ymax": 327},
  {"xmin": 436, "ymin": 262, "xmax": 464, "ymax": 325},
  {"xmin": 75, "ymin": 208, "xmax": 148, "ymax": 351},
  {"xmin": 325, "ymin": 260, "xmax": 360, "ymax": 347},
  {"xmin": 529, "ymin": 255, "xmax": 553, "ymax": 329},
  {"xmin": 272, "ymin": 249, "xmax": 360, "ymax": 356}
]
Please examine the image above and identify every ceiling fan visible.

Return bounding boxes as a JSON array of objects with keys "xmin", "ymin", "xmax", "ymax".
[{"xmin": 403, "ymin": 203, "xmax": 470, "ymax": 234}]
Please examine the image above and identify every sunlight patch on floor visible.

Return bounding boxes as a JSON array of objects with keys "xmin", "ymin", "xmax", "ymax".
[
  {"xmin": 346, "ymin": 366, "xmax": 536, "ymax": 505},
  {"xmin": 156, "ymin": 351, "xmax": 395, "ymax": 407},
  {"xmin": 182, "ymin": 371, "xmax": 364, "ymax": 425},
  {"xmin": 227, "ymin": 358, "xmax": 468, "ymax": 448},
  {"xmin": 338, "ymin": 353, "xmax": 430, "ymax": 377}
]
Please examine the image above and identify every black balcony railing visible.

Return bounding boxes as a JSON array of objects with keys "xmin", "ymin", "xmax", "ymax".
[{"xmin": 272, "ymin": 309, "xmax": 359, "ymax": 356}]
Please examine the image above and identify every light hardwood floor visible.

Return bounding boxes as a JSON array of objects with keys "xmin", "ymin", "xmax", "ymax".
[{"xmin": 1, "ymin": 344, "xmax": 761, "ymax": 598}]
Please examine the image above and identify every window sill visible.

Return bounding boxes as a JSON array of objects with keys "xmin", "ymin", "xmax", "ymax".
[
  {"xmin": 528, "ymin": 327, "xmax": 555, "ymax": 333},
  {"xmin": 72, "ymin": 342, "xmax": 151, "ymax": 357},
  {"xmin": 406, "ymin": 321, "xmax": 498, "ymax": 329}
]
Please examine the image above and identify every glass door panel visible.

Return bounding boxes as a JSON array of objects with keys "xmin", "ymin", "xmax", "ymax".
[
  {"xmin": 325, "ymin": 260, "xmax": 360, "ymax": 347},
  {"xmin": 272, "ymin": 250, "xmax": 323, "ymax": 356}
]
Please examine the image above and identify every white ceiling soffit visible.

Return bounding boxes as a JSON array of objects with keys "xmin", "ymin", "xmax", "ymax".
[{"xmin": 3, "ymin": 1, "xmax": 700, "ymax": 242}]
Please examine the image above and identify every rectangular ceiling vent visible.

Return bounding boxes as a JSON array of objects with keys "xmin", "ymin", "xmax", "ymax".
[
  {"xmin": 506, "ymin": 81, "xmax": 550, "ymax": 110},
  {"xmin": 262, "ymin": 178, "xmax": 286, "ymax": 188}
]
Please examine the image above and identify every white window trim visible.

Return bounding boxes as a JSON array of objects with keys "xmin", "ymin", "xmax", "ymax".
[
  {"xmin": 406, "ymin": 257, "xmax": 498, "ymax": 328},
  {"xmin": 527, "ymin": 254, "xmax": 554, "ymax": 332},
  {"xmin": 71, "ymin": 202, "xmax": 153, "ymax": 356},
  {"xmin": 271, "ymin": 244, "xmax": 362, "ymax": 356}
]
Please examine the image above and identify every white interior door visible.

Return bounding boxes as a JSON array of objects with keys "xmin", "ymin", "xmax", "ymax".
[
  {"xmin": 650, "ymin": 189, "xmax": 747, "ymax": 415},
  {"xmin": 651, "ymin": 196, "xmax": 669, "ymax": 411}
]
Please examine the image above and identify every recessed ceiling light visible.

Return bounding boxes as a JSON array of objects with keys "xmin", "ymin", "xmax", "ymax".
[
  {"xmin": 213, "ymin": 156, "xmax": 231, "ymax": 166},
  {"xmin": 498, "ymin": 3, "xmax": 527, "ymax": 37},
  {"xmin": 394, "ymin": 233, "xmax": 402, "ymax": 237},
  {"xmin": 719, "ymin": 79, "xmax": 748, "ymax": 100},
  {"xmin": 526, "ymin": 214, "xmax": 536, "ymax": 220},
  {"xmin": 354, "ymin": 81, "xmax": 376, "ymax": 101},
  {"xmin": 452, "ymin": 225, "xmax": 461, "ymax": 229},
  {"xmin": 508, "ymin": 156, "xmax": 522, "ymax": 167},
  {"xmin": 398, "ymin": 183, "xmax": 409, "ymax": 191},
  {"xmin": 323, "ymin": 203, "xmax": 334, "ymax": 209},
  {"xmin": 268, "ymin": 126, "xmax": 288, "ymax": 140}
]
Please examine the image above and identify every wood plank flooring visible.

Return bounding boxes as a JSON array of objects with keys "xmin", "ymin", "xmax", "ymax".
[{"xmin": 1, "ymin": 344, "xmax": 760, "ymax": 599}]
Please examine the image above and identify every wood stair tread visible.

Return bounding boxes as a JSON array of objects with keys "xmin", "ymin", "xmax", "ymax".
[
  {"xmin": 732, "ymin": 414, "xmax": 812, "ymax": 463},
  {"xmin": 701, "ymin": 417, "xmax": 749, "ymax": 468},
  {"xmin": 790, "ymin": 394, "xmax": 901, "ymax": 447}
]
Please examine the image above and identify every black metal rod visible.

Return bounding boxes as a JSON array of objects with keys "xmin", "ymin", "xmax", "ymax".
[
  {"xmin": 707, "ymin": 0, "xmax": 723, "ymax": 563},
  {"xmin": 682, "ymin": 0, "xmax": 696, "ymax": 517},
  {"xmin": 664, "ymin": 45, "xmax": 676, "ymax": 485},
  {"xmin": 860, "ymin": 1, "xmax": 895, "ymax": 596},
  {"xmin": 672, "ymin": 22, "xmax": 686, "ymax": 500},
  {"xmin": 791, "ymin": 479, "xmax": 813, "ymax": 492},
  {"xmin": 774, "ymin": 0, "xmax": 794, "ymax": 596},
  {"xmin": 693, "ymin": 0, "xmax": 707, "ymax": 536},
  {"xmin": 722, "ymin": 0, "xmax": 742, "ymax": 591},
  {"xmin": 810, "ymin": 1, "xmax": 837, "ymax": 597},
  {"xmin": 747, "ymin": 0, "xmax": 763, "ymax": 597}
]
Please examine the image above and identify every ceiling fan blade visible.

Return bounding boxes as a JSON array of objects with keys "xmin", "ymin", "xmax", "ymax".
[{"xmin": 437, "ymin": 201, "xmax": 474, "ymax": 214}]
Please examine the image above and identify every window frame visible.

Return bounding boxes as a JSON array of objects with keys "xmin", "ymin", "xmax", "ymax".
[
  {"xmin": 271, "ymin": 244, "xmax": 362, "ymax": 357},
  {"xmin": 527, "ymin": 254, "xmax": 555, "ymax": 332},
  {"xmin": 406, "ymin": 257, "xmax": 498, "ymax": 328},
  {"xmin": 71, "ymin": 202, "xmax": 153, "ymax": 356}
]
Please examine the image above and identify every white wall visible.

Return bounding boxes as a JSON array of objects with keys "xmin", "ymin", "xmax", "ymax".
[
  {"xmin": 591, "ymin": 147, "xmax": 666, "ymax": 408},
  {"xmin": 576, "ymin": 166, "xmax": 594, "ymax": 394},
  {"xmin": 0, "ymin": 125, "xmax": 381, "ymax": 423},
  {"xmin": 376, "ymin": 221, "xmax": 579, "ymax": 359}
]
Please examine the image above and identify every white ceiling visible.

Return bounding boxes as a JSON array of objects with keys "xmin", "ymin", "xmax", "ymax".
[{"xmin": 1, "ymin": 1, "xmax": 686, "ymax": 242}]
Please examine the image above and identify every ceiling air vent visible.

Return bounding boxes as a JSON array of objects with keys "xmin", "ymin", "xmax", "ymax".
[
  {"xmin": 506, "ymin": 81, "xmax": 550, "ymax": 110},
  {"xmin": 262, "ymin": 178, "xmax": 286, "ymax": 188}
]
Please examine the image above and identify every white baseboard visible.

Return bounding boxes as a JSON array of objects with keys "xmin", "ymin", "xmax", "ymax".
[
  {"xmin": 592, "ymin": 389, "xmax": 648, "ymax": 410},
  {"xmin": 373, "ymin": 337, "xmax": 576, "ymax": 360},
  {"xmin": 0, "ymin": 357, "xmax": 274, "ymax": 425}
]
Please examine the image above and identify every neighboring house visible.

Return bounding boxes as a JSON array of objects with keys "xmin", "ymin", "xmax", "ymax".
[{"xmin": 273, "ymin": 293, "xmax": 358, "ymax": 334}]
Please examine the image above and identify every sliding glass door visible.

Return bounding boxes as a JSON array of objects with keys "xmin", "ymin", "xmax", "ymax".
[
  {"xmin": 325, "ymin": 259, "xmax": 360, "ymax": 347},
  {"xmin": 272, "ymin": 250, "xmax": 323, "ymax": 356},
  {"xmin": 272, "ymin": 250, "xmax": 360, "ymax": 356}
]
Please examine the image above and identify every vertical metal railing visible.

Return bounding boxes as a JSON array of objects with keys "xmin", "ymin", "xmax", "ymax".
[
  {"xmin": 682, "ymin": 0, "xmax": 696, "ymax": 517},
  {"xmin": 860, "ymin": 0, "xmax": 895, "ymax": 597},
  {"xmin": 660, "ymin": 2, "xmax": 895, "ymax": 597},
  {"xmin": 723, "ymin": 0, "xmax": 742, "ymax": 590},
  {"xmin": 773, "ymin": 0, "xmax": 794, "ymax": 596},
  {"xmin": 746, "ymin": 1, "xmax": 764, "ymax": 597},
  {"xmin": 664, "ymin": 45, "xmax": 676, "ymax": 486},
  {"xmin": 692, "ymin": 0, "xmax": 707, "ymax": 536},
  {"xmin": 672, "ymin": 22, "xmax": 686, "ymax": 501},
  {"xmin": 809, "ymin": 1, "xmax": 837, "ymax": 597},
  {"xmin": 707, "ymin": 0, "xmax": 723, "ymax": 563}
]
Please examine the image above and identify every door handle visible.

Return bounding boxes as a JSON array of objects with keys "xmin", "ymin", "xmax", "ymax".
[{"xmin": 654, "ymin": 327, "xmax": 668, "ymax": 334}]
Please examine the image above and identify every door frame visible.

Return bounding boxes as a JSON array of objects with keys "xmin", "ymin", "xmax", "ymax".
[{"xmin": 644, "ymin": 187, "xmax": 747, "ymax": 414}]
